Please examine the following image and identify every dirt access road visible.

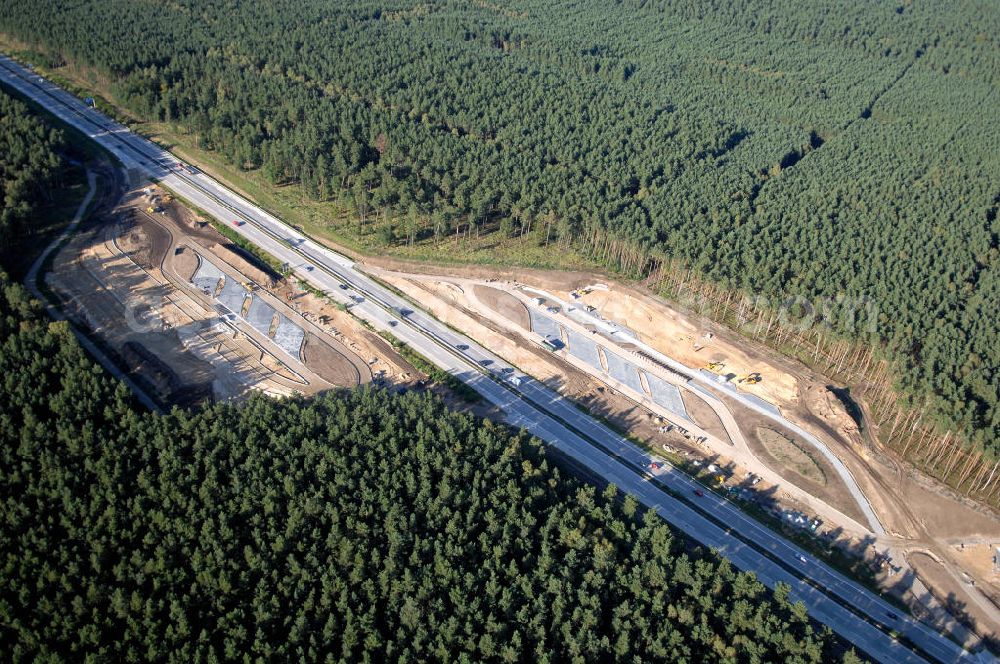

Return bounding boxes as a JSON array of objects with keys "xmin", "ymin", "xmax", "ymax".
[
  {"xmin": 363, "ymin": 261, "xmax": 1000, "ymax": 644},
  {"xmin": 44, "ymin": 177, "xmax": 375, "ymax": 406},
  {"xmin": 389, "ymin": 273, "xmax": 875, "ymax": 533}
]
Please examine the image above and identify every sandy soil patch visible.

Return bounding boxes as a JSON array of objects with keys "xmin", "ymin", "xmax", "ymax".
[
  {"xmin": 803, "ymin": 384, "xmax": 863, "ymax": 446},
  {"xmin": 680, "ymin": 390, "xmax": 731, "ymax": 445},
  {"xmin": 949, "ymin": 544, "xmax": 1000, "ymax": 605},
  {"xmin": 47, "ymin": 184, "xmax": 354, "ymax": 405},
  {"xmin": 569, "ymin": 286, "xmax": 798, "ymax": 406},
  {"xmin": 473, "ymin": 284, "xmax": 530, "ymax": 329},
  {"xmin": 901, "ymin": 474, "xmax": 1000, "ymax": 540},
  {"xmin": 909, "ymin": 551, "xmax": 1000, "ymax": 641},
  {"xmin": 274, "ymin": 283, "xmax": 411, "ymax": 385},
  {"xmin": 301, "ymin": 332, "xmax": 365, "ymax": 387},
  {"xmin": 386, "ymin": 276, "xmax": 568, "ymax": 384},
  {"xmin": 173, "ymin": 247, "xmax": 199, "ymax": 280}
]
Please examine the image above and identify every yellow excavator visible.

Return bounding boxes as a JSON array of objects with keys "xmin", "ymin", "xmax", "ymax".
[
  {"xmin": 704, "ymin": 361, "xmax": 725, "ymax": 372},
  {"xmin": 737, "ymin": 372, "xmax": 762, "ymax": 385}
]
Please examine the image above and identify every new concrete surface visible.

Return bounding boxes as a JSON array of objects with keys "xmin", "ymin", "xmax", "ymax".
[
  {"xmin": 528, "ymin": 307, "xmax": 562, "ymax": 341},
  {"xmin": 646, "ymin": 372, "xmax": 690, "ymax": 420},
  {"xmin": 564, "ymin": 327, "xmax": 603, "ymax": 370},
  {"xmin": 274, "ymin": 315, "xmax": 305, "ymax": 358},
  {"xmin": 603, "ymin": 347, "xmax": 645, "ymax": 395},
  {"xmin": 217, "ymin": 278, "xmax": 248, "ymax": 315},
  {"xmin": 246, "ymin": 296, "xmax": 276, "ymax": 335},
  {"xmin": 192, "ymin": 256, "xmax": 224, "ymax": 293}
]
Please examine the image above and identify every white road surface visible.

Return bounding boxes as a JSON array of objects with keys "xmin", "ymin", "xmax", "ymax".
[{"xmin": 0, "ymin": 54, "xmax": 981, "ymax": 663}]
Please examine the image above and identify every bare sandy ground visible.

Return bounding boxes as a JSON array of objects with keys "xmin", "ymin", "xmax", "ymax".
[
  {"xmin": 909, "ymin": 551, "xmax": 1000, "ymax": 642},
  {"xmin": 364, "ymin": 263, "xmax": 1000, "ymax": 640},
  {"xmin": 49, "ymin": 183, "xmax": 378, "ymax": 405},
  {"xmin": 567, "ymin": 286, "xmax": 798, "ymax": 405},
  {"xmin": 474, "ymin": 284, "xmax": 530, "ymax": 329}
]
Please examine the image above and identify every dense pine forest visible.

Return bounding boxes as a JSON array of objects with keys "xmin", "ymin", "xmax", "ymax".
[
  {"xmin": 0, "ymin": 88, "xmax": 65, "ymax": 252},
  {"xmin": 2, "ymin": 0, "xmax": 994, "ymax": 463},
  {"xmin": 0, "ymin": 279, "xmax": 851, "ymax": 660}
]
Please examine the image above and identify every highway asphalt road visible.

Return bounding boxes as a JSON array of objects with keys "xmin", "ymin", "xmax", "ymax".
[
  {"xmin": 523, "ymin": 285, "xmax": 886, "ymax": 536},
  {"xmin": 0, "ymin": 54, "xmax": 978, "ymax": 663}
]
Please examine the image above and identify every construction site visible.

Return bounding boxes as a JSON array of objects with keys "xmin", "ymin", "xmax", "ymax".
[
  {"xmin": 359, "ymin": 261, "xmax": 1000, "ymax": 649},
  {"xmin": 34, "ymin": 162, "xmax": 1000, "ymax": 650},
  {"xmin": 42, "ymin": 178, "xmax": 422, "ymax": 408}
]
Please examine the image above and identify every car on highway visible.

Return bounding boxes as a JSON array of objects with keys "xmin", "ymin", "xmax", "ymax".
[
  {"xmin": 693, "ymin": 489, "xmax": 704, "ymax": 497},
  {"xmin": 232, "ymin": 219, "xmax": 244, "ymax": 227},
  {"xmin": 650, "ymin": 462, "xmax": 661, "ymax": 470},
  {"xmin": 886, "ymin": 611, "xmax": 899, "ymax": 620},
  {"xmin": 304, "ymin": 265, "xmax": 314, "ymax": 272},
  {"xmin": 798, "ymin": 555, "xmax": 808, "ymax": 564},
  {"xmin": 456, "ymin": 344, "xmax": 469, "ymax": 351}
]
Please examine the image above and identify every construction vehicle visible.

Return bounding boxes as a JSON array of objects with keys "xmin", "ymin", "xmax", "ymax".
[
  {"xmin": 146, "ymin": 206, "xmax": 155, "ymax": 213},
  {"xmin": 737, "ymin": 372, "xmax": 762, "ymax": 385},
  {"xmin": 704, "ymin": 361, "xmax": 725, "ymax": 372}
]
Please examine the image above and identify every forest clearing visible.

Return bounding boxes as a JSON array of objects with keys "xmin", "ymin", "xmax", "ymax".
[
  {"xmin": 43, "ymin": 178, "xmax": 383, "ymax": 406},
  {"xmin": 367, "ymin": 261, "xmax": 1000, "ymax": 645}
]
